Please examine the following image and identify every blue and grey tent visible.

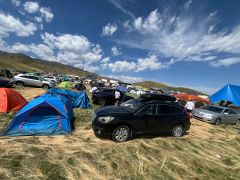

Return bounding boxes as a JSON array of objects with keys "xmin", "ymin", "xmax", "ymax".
[
  {"xmin": 48, "ymin": 88, "xmax": 91, "ymax": 109},
  {"xmin": 3, "ymin": 94, "xmax": 74, "ymax": 136},
  {"xmin": 210, "ymin": 84, "xmax": 240, "ymax": 106}
]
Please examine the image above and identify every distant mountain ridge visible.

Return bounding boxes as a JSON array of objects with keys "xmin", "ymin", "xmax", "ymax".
[
  {"xmin": 133, "ymin": 81, "xmax": 206, "ymax": 95},
  {"xmin": 0, "ymin": 51, "xmax": 205, "ymax": 94},
  {"xmin": 0, "ymin": 51, "xmax": 91, "ymax": 77}
]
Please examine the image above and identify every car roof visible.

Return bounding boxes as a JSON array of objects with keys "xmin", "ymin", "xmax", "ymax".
[{"xmin": 208, "ymin": 105, "xmax": 233, "ymax": 110}]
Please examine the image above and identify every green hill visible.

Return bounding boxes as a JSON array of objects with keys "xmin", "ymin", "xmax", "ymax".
[
  {"xmin": 134, "ymin": 81, "xmax": 205, "ymax": 95},
  {"xmin": 0, "ymin": 51, "xmax": 91, "ymax": 77}
]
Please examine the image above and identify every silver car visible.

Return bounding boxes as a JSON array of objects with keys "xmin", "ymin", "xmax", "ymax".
[
  {"xmin": 192, "ymin": 105, "xmax": 240, "ymax": 125},
  {"xmin": 13, "ymin": 74, "xmax": 55, "ymax": 89}
]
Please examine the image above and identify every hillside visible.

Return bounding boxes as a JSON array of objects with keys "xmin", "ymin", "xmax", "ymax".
[
  {"xmin": 0, "ymin": 51, "xmax": 204, "ymax": 94},
  {"xmin": 0, "ymin": 51, "xmax": 91, "ymax": 77},
  {"xmin": 134, "ymin": 81, "xmax": 205, "ymax": 95}
]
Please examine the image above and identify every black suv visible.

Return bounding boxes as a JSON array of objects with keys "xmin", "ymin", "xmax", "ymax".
[
  {"xmin": 0, "ymin": 77, "xmax": 13, "ymax": 87},
  {"xmin": 92, "ymin": 88, "xmax": 133, "ymax": 106},
  {"xmin": 92, "ymin": 94, "xmax": 191, "ymax": 142}
]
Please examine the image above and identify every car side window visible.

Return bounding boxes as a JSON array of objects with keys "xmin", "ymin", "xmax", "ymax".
[
  {"xmin": 139, "ymin": 104, "xmax": 157, "ymax": 115},
  {"xmin": 170, "ymin": 106, "xmax": 184, "ymax": 114},
  {"xmin": 229, "ymin": 109, "xmax": 237, "ymax": 114},
  {"xmin": 223, "ymin": 109, "xmax": 230, "ymax": 114},
  {"xmin": 157, "ymin": 105, "xmax": 171, "ymax": 114}
]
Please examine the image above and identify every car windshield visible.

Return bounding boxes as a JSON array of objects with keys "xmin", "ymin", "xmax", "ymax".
[
  {"xmin": 120, "ymin": 99, "xmax": 145, "ymax": 112},
  {"xmin": 205, "ymin": 106, "xmax": 223, "ymax": 113}
]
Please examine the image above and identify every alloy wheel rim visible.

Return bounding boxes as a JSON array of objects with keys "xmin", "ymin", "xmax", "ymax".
[
  {"xmin": 115, "ymin": 128, "xmax": 128, "ymax": 141},
  {"xmin": 174, "ymin": 126, "xmax": 183, "ymax": 137},
  {"xmin": 237, "ymin": 120, "xmax": 240, "ymax": 125}
]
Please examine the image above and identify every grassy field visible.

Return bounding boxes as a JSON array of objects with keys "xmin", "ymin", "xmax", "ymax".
[{"xmin": 0, "ymin": 88, "xmax": 239, "ymax": 179}]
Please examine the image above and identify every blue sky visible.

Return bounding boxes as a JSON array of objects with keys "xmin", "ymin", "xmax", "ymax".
[{"xmin": 0, "ymin": 0, "xmax": 240, "ymax": 94}]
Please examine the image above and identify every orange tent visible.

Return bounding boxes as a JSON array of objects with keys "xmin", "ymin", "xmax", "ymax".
[
  {"xmin": 0, "ymin": 88, "xmax": 27, "ymax": 113},
  {"xmin": 174, "ymin": 94, "xmax": 210, "ymax": 105}
]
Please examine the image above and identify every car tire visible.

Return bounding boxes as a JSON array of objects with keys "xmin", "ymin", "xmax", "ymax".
[
  {"xmin": 112, "ymin": 126, "xmax": 130, "ymax": 142},
  {"xmin": 215, "ymin": 118, "xmax": 221, "ymax": 125},
  {"xmin": 98, "ymin": 98, "xmax": 106, "ymax": 106},
  {"xmin": 15, "ymin": 81, "xmax": 24, "ymax": 87},
  {"xmin": 172, "ymin": 124, "xmax": 184, "ymax": 137},
  {"xmin": 42, "ymin": 84, "xmax": 49, "ymax": 89},
  {"xmin": 235, "ymin": 119, "xmax": 240, "ymax": 125}
]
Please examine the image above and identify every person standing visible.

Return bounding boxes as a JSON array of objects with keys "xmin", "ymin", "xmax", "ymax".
[
  {"xmin": 115, "ymin": 90, "xmax": 121, "ymax": 106},
  {"xmin": 185, "ymin": 100, "xmax": 195, "ymax": 113}
]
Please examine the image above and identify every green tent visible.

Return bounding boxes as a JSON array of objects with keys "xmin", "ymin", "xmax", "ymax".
[{"xmin": 57, "ymin": 81, "xmax": 73, "ymax": 89}]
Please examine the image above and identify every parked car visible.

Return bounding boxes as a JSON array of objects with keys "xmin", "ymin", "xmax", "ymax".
[
  {"xmin": 192, "ymin": 105, "xmax": 240, "ymax": 125},
  {"xmin": 0, "ymin": 77, "xmax": 13, "ymax": 87},
  {"xmin": 92, "ymin": 88, "xmax": 134, "ymax": 106},
  {"xmin": 13, "ymin": 74, "xmax": 55, "ymax": 89},
  {"xmin": 92, "ymin": 94, "xmax": 191, "ymax": 142},
  {"xmin": 42, "ymin": 76, "xmax": 57, "ymax": 84}
]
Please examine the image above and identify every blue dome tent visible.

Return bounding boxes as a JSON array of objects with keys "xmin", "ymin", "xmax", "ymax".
[
  {"xmin": 48, "ymin": 88, "xmax": 91, "ymax": 109},
  {"xmin": 3, "ymin": 94, "xmax": 74, "ymax": 136},
  {"xmin": 210, "ymin": 84, "xmax": 240, "ymax": 106}
]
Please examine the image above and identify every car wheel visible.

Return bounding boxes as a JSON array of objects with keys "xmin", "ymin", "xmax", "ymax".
[
  {"xmin": 15, "ymin": 81, "xmax": 24, "ymax": 87},
  {"xmin": 112, "ymin": 126, "xmax": 130, "ymax": 142},
  {"xmin": 42, "ymin": 84, "xmax": 49, "ymax": 89},
  {"xmin": 172, "ymin": 124, "xmax": 184, "ymax": 137},
  {"xmin": 98, "ymin": 98, "xmax": 106, "ymax": 106},
  {"xmin": 215, "ymin": 118, "xmax": 221, "ymax": 125},
  {"xmin": 235, "ymin": 119, "xmax": 240, "ymax": 125}
]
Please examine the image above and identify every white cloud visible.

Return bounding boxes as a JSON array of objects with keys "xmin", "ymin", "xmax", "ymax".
[
  {"xmin": 119, "ymin": 8, "xmax": 240, "ymax": 68},
  {"xmin": 101, "ymin": 57, "xmax": 110, "ymax": 63},
  {"xmin": 40, "ymin": 7, "xmax": 54, "ymax": 22},
  {"xmin": 102, "ymin": 23, "xmax": 118, "ymax": 36},
  {"xmin": 133, "ymin": 9, "xmax": 161, "ymax": 33},
  {"xmin": 23, "ymin": 1, "xmax": 39, "ymax": 14},
  {"xmin": 0, "ymin": 11, "xmax": 37, "ymax": 37},
  {"xmin": 107, "ymin": 0, "xmax": 135, "ymax": 19},
  {"xmin": 34, "ymin": 16, "xmax": 42, "ymax": 23},
  {"xmin": 111, "ymin": 46, "xmax": 122, "ymax": 56},
  {"xmin": 11, "ymin": 0, "xmax": 21, "ymax": 7},
  {"xmin": 12, "ymin": 43, "xmax": 54, "ymax": 60},
  {"xmin": 104, "ymin": 60, "xmax": 136, "ymax": 72},
  {"xmin": 10, "ymin": 32, "xmax": 104, "ymax": 73},
  {"xmin": 209, "ymin": 58, "xmax": 240, "ymax": 67},
  {"xmin": 106, "ymin": 75, "xmax": 144, "ymax": 83},
  {"xmin": 136, "ymin": 54, "xmax": 168, "ymax": 72},
  {"xmin": 183, "ymin": 0, "xmax": 192, "ymax": 9},
  {"xmin": 103, "ymin": 54, "xmax": 169, "ymax": 72}
]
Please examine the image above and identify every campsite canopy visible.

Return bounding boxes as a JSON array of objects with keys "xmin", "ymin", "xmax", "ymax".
[
  {"xmin": 48, "ymin": 88, "xmax": 91, "ymax": 109},
  {"xmin": 210, "ymin": 84, "xmax": 240, "ymax": 106},
  {"xmin": 174, "ymin": 94, "xmax": 210, "ymax": 105},
  {"xmin": 57, "ymin": 81, "xmax": 73, "ymax": 89},
  {"xmin": 3, "ymin": 94, "xmax": 74, "ymax": 136},
  {"xmin": 0, "ymin": 88, "xmax": 27, "ymax": 113}
]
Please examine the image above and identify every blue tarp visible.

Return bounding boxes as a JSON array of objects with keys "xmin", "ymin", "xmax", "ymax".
[
  {"xmin": 3, "ymin": 94, "xmax": 74, "ymax": 136},
  {"xmin": 48, "ymin": 88, "xmax": 91, "ymax": 109},
  {"xmin": 210, "ymin": 84, "xmax": 240, "ymax": 106}
]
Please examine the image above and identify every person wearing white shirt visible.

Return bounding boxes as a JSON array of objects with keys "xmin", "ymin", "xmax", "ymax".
[
  {"xmin": 185, "ymin": 100, "xmax": 195, "ymax": 113},
  {"xmin": 115, "ymin": 90, "xmax": 121, "ymax": 105}
]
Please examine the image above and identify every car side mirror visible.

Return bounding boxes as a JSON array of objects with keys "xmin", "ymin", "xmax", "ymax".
[{"xmin": 223, "ymin": 112, "xmax": 228, "ymax": 115}]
